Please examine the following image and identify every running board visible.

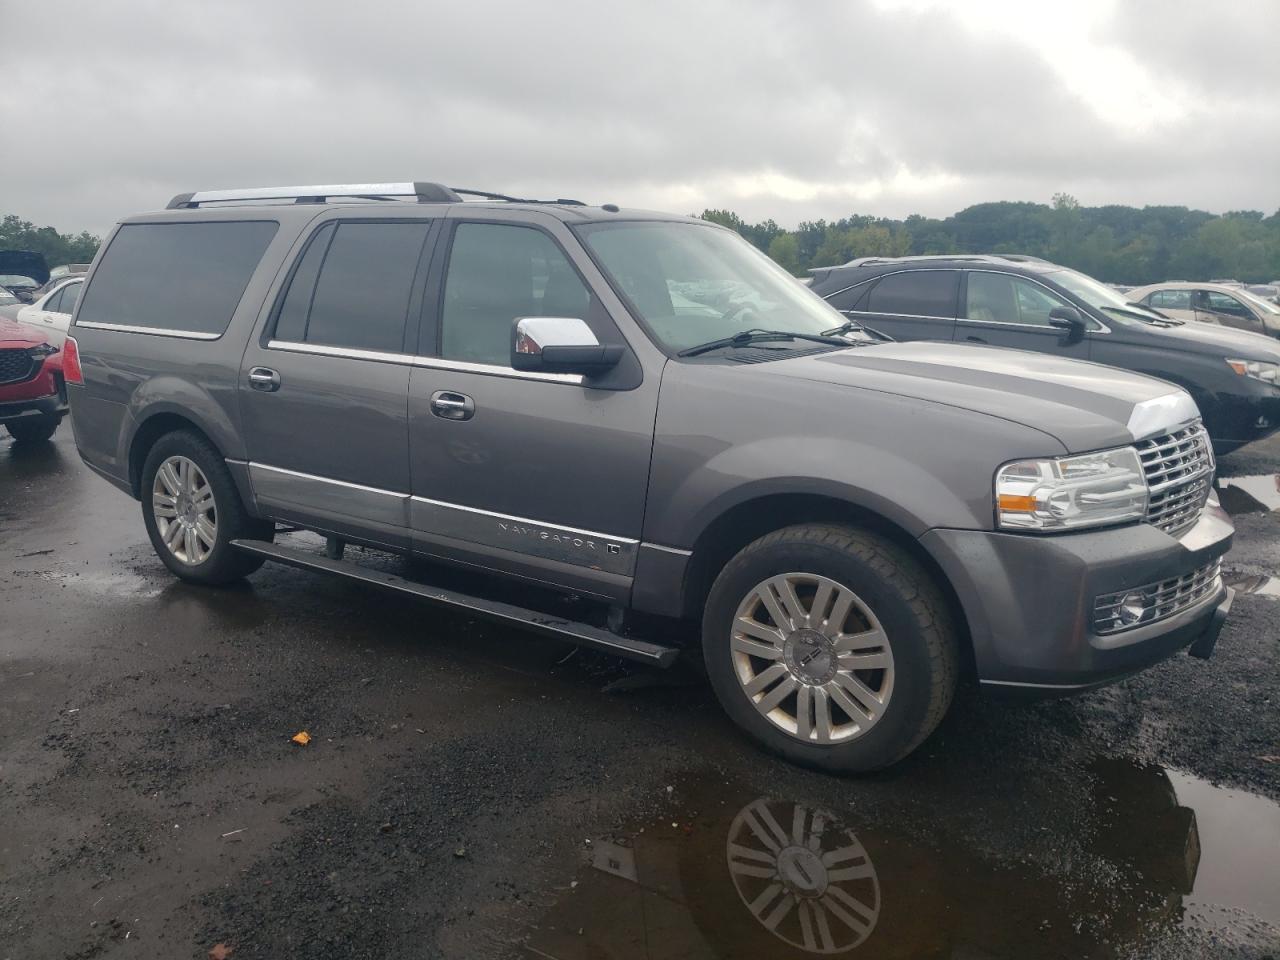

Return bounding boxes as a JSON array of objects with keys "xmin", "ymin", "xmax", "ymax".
[{"xmin": 230, "ymin": 539, "xmax": 679, "ymax": 668}]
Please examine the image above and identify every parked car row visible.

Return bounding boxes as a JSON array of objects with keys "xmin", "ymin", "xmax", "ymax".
[
  {"xmin": 807, "ymin": 255, "xmax": 1280, "ymax": 455},
  {"xmin": 61, "ymin": 182, "xmax": 1239, "ymax": 773}
]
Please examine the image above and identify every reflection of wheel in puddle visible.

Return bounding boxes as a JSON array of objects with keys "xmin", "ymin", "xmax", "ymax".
[{"xmin": 726, "ymin": 798, "xmax": 880, "ymax": 954}]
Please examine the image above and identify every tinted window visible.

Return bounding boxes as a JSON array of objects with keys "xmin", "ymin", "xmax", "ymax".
[
  {"xmin": 441, "ymin": 223, "xmax": 592, "ymax": 366},
  {"xmin": 285, "ymin": 221, "xmax": 431, "ymax": 353},
  {"xmin": 965, "ymin": 272, "xmax": 1072, "ymax": 327},
  {"xmin": 77, "ymin": 221, "xmax": 278, "ymax": 335},
  {"xmin": 274, "ymin": 223, "xmax": 335, "ymax": 343},
  {"xmin": 1150, "ymin": 289, "xmax": 1191, "ymax": 310},
  {"xmin": 45, "ymin": 287, "xmax": 65, "ymax": 313},
  {"xmin": 865, "ymin": 271, "xmax": 958, "ymax": 317}
]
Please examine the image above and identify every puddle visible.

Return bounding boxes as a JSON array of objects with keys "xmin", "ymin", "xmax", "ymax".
[
  {"xmin": 1224, "ymin": 570, "xmax": 1280, "ymax": 598},
  {"xmin": 527, "ymin": 761, "xmax": 1280, "ymax": 958},
  {"xmin": 1217, "ymin": 474, "xmax": 1280, "ymax": 515}
]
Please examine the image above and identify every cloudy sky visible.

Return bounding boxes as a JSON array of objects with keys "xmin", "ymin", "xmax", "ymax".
[{"xmin": 3, "ymin": 0, "xmax": 1277, "ymax": 235}]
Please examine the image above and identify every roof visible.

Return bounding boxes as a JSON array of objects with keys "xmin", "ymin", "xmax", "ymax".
[{"xmin": 811, "ymin": 253, "xmax": 1064, "ymax": 277}]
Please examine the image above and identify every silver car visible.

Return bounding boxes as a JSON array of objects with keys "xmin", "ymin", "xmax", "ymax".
[
  {"xmin": 1129, "ymin": 281, "xmax": 1280, "ymax": 338},
  {"xmin": 66, "ymin": 182, "xmax": 1235, "ymax": 772}
]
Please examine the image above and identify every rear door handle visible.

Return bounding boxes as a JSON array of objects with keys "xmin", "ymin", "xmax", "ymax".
[
  {"xmin": 430, "ymin": 390, "xmax": 474, "ymax": 421},
  {"xmin": 248, "ymin": 367, "xmax": 281, "ymax": 392},
  {"xmin": 964, "ymin": 335, "xmax": 987, "ymax": 344}
]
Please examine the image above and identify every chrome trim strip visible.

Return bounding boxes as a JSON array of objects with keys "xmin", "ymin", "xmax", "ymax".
[
  {"xmin": 265, "ymin": 340, "xmax": 583, "ymax": 384},
  {"xmin": 640, "ymin": 542, "xmax": 693, "ymax": 557},
  {"xmin": 410, "ymin": 495, "xmax": 636, "ymax": 544},
  {"xmin": 74, "ymin": 321, "xmax": 222, "ymax": 340},
  {"xmin": 979, "ymin": 678, "xmax": 1098, "ymax": 691},
  {"xmin": 251, "ymin": 462, "xmax": 408, "ymax": 499},
  {"xmin": 410, "ymin": 495, "xmax": 637, "ymax": 576},
  {"xmin": 840, "ymin": 308, "xmax": 956, "ymax": 323}
]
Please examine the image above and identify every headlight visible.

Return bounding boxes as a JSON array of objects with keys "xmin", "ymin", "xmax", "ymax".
[
  {"xmin": 1226, "ymin": 358, "xmax": 1279, "ymax": 385},
  {"xmin": 996, "ymin": 446, "xmax": 1148, "ymax": 531}
]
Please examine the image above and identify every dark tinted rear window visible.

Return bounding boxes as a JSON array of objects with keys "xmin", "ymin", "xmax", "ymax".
[
  {"xmin": 865, "ymin": 270, "xmax": 958, "ymax": 318},
  {"xmin": 77, "ymin": 221, "xmax": 278, "ymax": 336}
]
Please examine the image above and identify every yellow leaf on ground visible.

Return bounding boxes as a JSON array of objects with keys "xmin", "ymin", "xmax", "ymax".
[{"xmin": 291, "ymin": 731, "xmax": 311, "ymax": 746}]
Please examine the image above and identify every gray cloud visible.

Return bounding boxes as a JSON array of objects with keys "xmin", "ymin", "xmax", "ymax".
[{"xmin": 2, "ymin": 0, "xmax": 1277, "ymax": 235}]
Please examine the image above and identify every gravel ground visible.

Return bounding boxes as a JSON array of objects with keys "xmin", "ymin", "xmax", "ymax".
[{"xmin": 1, "ymin": 429, "xmax": 1277, "ymax": 959}]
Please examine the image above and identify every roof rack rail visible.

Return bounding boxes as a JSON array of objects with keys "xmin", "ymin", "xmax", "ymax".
[
  {"xmin": 166, "ymin": 182, "xmax": 463, "ymax": 209},
  {"xmin": 451, "ymin": 188, "xmax": 586, "ymax": 206}
]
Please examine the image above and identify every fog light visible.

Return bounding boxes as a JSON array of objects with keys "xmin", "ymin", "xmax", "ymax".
[{"xmin": 1117, "ymin": 593, "xmax": 1147, "ymax": 626}]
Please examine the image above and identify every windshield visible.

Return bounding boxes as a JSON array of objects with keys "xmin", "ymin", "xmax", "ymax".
[
  {"xmin": 1237, "ymin": 289, "xmax": 1280, "ymax": 316},
  {"xmin": 1047, "ymin": 268, "xmax": 1172, "ymax": 323},
  {"xmin": 577, "ymin": 221, "xmax": 847, "ymax": 353}
]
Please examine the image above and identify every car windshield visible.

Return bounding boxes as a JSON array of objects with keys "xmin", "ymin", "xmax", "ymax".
[
  {"xmin": 1048, "ymin": 268, "xmax": 1173, "ymax": 323},
  {"xmin": 576, "ymin": 221, "xmax": 850, "ymax": 353},
  {"xmin": 1237, "ymin": 289, "xmax": 1280, "ymax": 316}
]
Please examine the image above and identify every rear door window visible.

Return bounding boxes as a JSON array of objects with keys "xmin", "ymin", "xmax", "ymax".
[
  {"xmin": 1150, "ymin": 289, "xmax": 1191, "ymax": 310},
  {"xmin": 76, "ymin": 221, "xmax": 278, "ymax": 335},
  {"xmin": 57, "ymin": 283, "xmax": 81, "ymax": 315},
  {"xmin": 864, "ymin": 271, "xmax": 958, "ymax": 317},
  {"xmin": 44, "ymin": 287, "xmax": 66, "ymax": 313},
  {"xmin": 273, "ymin": 221, "xmax": 432, "ymax": 353}
]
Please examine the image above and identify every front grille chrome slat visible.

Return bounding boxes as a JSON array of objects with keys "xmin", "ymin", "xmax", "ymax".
[
  {"xmin": 1136, "ymin": 422, "xmax": 1213, "ymax": 536},
  {"xmin": 1093, "ymin": 559, "xmax": 1223, "ymax": 635}
]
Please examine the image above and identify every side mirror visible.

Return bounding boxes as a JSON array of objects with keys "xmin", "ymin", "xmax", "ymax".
[
  {"xmin": 1048, "ymin": 306, "xmax": 1087, "ymax": 342},
  {"xmin": 511, "ymin": 317, "xmax": 623, "ymax": 375}
]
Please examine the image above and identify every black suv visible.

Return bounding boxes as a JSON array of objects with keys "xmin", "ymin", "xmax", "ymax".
[{"xmin": 808, "ymin": 255, "xmax": 1280, "ymax": 455}]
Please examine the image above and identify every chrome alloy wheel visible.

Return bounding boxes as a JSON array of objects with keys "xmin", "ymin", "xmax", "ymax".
[
  {"xmin": 152, "ymin": 455, "xmax": 217, "ymax": 565},
  {"xmin": 726, "ymin": 798, "xmax": 880, "ymax": 954},
  {"xmin": 731, "ymin": 573, "xmax": 894, "ymax": 744}
]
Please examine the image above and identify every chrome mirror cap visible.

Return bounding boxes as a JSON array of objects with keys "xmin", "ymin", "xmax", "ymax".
[{"xmin": 513, "ymin": 317, "xmax": 599, "ymax": 357}]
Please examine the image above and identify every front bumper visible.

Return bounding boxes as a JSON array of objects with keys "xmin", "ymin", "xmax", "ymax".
[
  {"xmin": 920, "ymin": 501, "xmax": 1234, "ymax": 691},
  {"xmin": 1209, "ymin": 388, "xmax": 1280, "ymax": 455},
  {"xmin": 0, "ymin": 388, "xmax": 67, "ymax": 425}
]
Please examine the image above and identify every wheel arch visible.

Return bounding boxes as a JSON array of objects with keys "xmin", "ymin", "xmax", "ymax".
[{"xmin": 678, "ymin": 491, "xmax": 975, "ymax": 677}]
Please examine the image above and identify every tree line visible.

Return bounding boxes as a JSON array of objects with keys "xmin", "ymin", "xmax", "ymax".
[
  {"xmin": 5, "ymin": 195, "xmax": 1280, "ymax": 285},
  {"xmin": 0, "ymin": 215, "xmax": 101, "ymax": 271},
  {"xmin": 702, "ymin": 194, "xmax": 1280, "ymax": 285}
]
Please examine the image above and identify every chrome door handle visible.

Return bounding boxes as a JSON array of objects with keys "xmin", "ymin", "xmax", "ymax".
[
  {"xmin": 964, "ymin": 335, "xmax": 987, "ymax": 344},
  {"xmin": 248, "ymin": 367, "xmax": 281, "ymax": 392},
  {"xmin": 430, "ymin": 390, "xmax": 474, "ymax": 421}
]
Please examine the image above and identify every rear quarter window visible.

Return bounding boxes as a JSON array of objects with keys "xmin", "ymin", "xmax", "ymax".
[{"xmin": 77, "ymin": 220, "xmax": 278, "ymax": 336}]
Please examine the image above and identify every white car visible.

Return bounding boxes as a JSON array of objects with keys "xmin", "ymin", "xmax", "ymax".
[{"xmin": 16, "ymin": 277, "xmax": 82, "ymax": 344}]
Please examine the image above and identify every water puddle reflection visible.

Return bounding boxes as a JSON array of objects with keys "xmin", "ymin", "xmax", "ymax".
[
  {"xmin": 527, "ymin": 760, "xmax": 1280, "ymax": 958},
  {"xmin": 1217, "ymin": 474, "xmax": 1280, "ymax": 515}
]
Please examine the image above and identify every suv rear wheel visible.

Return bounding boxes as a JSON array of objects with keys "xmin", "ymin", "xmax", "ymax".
[
  {"xmin": 702, "ymin": 523, "xmax": 958, "ymax": 773},
  {"xmin": 141, "ymin": 430, "xmax": 273, "ymax": 585}
]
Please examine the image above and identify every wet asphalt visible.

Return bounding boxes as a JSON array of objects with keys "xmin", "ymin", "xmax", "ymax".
[{"xmin": 1, "ymin": 429, "xmax": 1278, "ymax": 960}]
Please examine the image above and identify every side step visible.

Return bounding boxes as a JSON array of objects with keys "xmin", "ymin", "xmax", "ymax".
[{"xmin": 230, "ymin": 539, "xmax": 679, "ymax": 668}]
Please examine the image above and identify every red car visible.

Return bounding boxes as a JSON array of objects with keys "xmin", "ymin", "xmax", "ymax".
[{"xmin": 0, "ymin": 316, "xmax": 69, "ymax": 443}]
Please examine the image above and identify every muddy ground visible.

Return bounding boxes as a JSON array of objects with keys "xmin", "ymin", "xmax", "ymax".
[{"xmin": 2, "ymin": 429, "xmax": 1278, "ymax": 960}]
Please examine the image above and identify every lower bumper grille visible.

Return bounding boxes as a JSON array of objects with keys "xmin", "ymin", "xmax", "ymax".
[
  {"xmin": 0, "ymin": 348, "xmax": 35, "ymax": 385},
  {"xmin": 1094, "ymin": 559, "xmax": 1223, "ymax": 636}
]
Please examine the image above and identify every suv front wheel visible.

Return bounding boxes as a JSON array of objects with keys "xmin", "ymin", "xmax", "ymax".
[
  {"xmin": 702, "ymin": 523, "xmax": 958, "ymax": 773},
  {"xmin": 141, "ymin": 430, "xmax": 273, "ymax": 585}
]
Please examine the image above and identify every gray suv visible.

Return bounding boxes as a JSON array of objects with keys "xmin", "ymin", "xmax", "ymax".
[{"xmin": 66, "ymin": 182, "xmax": 1235, "ymax": 772}]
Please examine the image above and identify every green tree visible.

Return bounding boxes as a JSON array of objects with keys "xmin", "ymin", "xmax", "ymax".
[
  {"xmin": 767, "ymin": 233, "xmax": 801, "ymax": 274},
  {"xmin": 0, "ymin": 215, "xmax": 101, "ymax": 270}
]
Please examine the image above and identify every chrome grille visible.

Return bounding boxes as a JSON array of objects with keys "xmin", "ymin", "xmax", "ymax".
[
  {"xmin": 1094, "ymin": 558, "xmax": 1223, "ymax": 635},
  {"xmin": 0, "ymin": 348, "xmax": 34, "ymax": 385},
  {"xmin": 1137, "ymin": 422, "xmax": 1213, "ymax": 535}
]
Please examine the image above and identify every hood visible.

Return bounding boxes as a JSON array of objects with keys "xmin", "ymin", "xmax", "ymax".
[
  {"xmin": 0, "ymin": 250, "xmax": 50, "ymax": 285},
  {"xmin": 1111, "ymin": 315, "xmax": 1280, "ymax": 359},
  {"xmin": 762, "ymin": 341, "xmax": 1192, "ymax": 452},
  {"xmin": 0, "ymin": 316, "xmax": 55, "ymax": 347}
]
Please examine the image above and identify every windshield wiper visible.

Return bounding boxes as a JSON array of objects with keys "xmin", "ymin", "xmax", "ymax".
[
  {"xmin": 677, "ymin": 328, "xmax": 854, "ymax": 358},
  {"xmin": 1103, "ymin": 305, "xmax": 1182, "ymax": 326},
  {"xmin": 822, "ymin": 318, "xmax": 894, "ymax": 343}
]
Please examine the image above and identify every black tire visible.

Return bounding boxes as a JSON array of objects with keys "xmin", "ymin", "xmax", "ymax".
[
  {"xmin": 6, "ymin": 414, "xmax": 59, "ymax": 444},
  {"xmin": 702, "ymin": 523, "xmax": 958, "ymax": 774},
  {"xmin": 140, "ymin": 430, "xmax": 273, "ymax": 585}
]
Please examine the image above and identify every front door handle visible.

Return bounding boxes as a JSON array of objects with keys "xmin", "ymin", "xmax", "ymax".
[
  {"xmin": 430, "ymin": 390, "xmax": 474, "ymax": 421},
  {"xmin": 964, "ymin": 335, "xmax": 987, "ymax": 344},
  {"xmin": 248, "ymin": 366, "xmax": 281, "ymax": 392}
]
